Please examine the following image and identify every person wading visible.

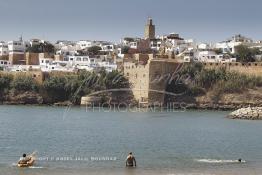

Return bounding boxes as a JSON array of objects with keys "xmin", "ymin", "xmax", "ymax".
[{"xmin": 126, "ymin": 152, "xmax": 136, "ymax": 167}]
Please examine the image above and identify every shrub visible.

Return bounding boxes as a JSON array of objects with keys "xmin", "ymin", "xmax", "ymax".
[
  {"xmin": 0, "ymin": 73, "xmax": 13, "ymax": 91},
  {"xmin": 43, "ymin": 75, "xmax": 69, "ymax": 102},
  {"xmin": 11, "ymin": 74, "xmax": 38, "ymax": 92}
]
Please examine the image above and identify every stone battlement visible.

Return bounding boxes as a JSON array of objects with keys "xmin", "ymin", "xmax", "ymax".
[{"xmin": 204, "ymin": 62, "xmax": 262, "ymax": 76}]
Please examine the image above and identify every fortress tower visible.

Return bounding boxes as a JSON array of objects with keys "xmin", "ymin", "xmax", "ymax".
[{"xmin": 144, "ymin": 18, "xmax": 155, "ymax": 40}]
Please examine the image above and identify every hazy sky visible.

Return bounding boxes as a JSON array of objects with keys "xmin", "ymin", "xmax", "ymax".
[{"xmin": 0, "ymin": 0, "xmax": 261, "ymax": 43}]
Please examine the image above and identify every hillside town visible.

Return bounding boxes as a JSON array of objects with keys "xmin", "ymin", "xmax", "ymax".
[
  {"xmin": 1, "ymin": 18, "xmax": 262, "ymax": 73},
  {"xmin": 1, "ymin": 18, "xmax": 262, "ymax": 107}
]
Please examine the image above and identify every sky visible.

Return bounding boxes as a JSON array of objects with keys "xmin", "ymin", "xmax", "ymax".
[{"xmin": 0, "ymin": 0, "xmax": 261, "ymax": 43}]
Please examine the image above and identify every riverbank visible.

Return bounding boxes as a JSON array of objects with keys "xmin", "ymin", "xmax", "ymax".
[{"xmin": 0, "ymin": 89, "xmax": 261, "ymax": 111}]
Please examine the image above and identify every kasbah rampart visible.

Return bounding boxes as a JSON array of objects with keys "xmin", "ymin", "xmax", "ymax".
[
  {"xmin": 123, "ymin": 53, "xmax": 262, "ymax": 106},
  {"xmin": 122, "ymin": 19, "xmax": 262, "ymax": 106}
]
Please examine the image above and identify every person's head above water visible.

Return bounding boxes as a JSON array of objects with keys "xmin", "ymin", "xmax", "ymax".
[
  {"xmin": 129, "ymin": 152, "xmax": 132, "ymax": 155},
  {"xmin": 238, "ymin": 158, "xmax": 242, "ymax": 162},
  {"xmin": 23, "ymin": 154, "xmax": 26, "ymax": 157}
]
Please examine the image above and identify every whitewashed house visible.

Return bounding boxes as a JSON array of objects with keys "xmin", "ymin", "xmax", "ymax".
[
  {"xmin": 216, "ymin": 34, "xmax": 253, "ymax": 54},
  {"xmin": 0, "ymin": 60, "xmax": 11, "ymax": 69},
  {"xmin": 8, "ymin": 40, "xmax": 25, "ymax": 54},
  {"xmin": 195, "ymin": 51, "xmax": 236, "ymax": 63},
  {"xmin": 77, "ymin": 40, "xmax": 93, "ymax": 50},
  {"xmin": 0, "ymin": 42, "xmax": 8, "ymax": 56}
]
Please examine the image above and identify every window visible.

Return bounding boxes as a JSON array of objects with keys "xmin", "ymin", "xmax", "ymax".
[{"xmin": 83, "ymin": 58, "xmax": 89, "ymax": 61}]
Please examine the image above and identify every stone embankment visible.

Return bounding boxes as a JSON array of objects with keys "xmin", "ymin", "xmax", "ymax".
[{"xmin": 227, "ymin": 107, "xmax": 262, "ymax": 120}]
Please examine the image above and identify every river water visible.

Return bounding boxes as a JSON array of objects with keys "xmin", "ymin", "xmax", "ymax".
[{"xmin": 0, "ymin": 105, "xmax": 262, "ymax": 175}]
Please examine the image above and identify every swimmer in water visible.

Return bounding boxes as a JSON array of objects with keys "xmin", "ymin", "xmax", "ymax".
[{"xmin": 126, "ymin": 152, "xmax": 136, "ymax": 167}]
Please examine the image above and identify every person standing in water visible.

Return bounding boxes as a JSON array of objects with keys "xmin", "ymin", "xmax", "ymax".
[
  {"xmin": 126, "ymin": 152, "xmax": 136, "ymax": 167},
  {"xmin": 18, "ymin": 154, "xmax": 31, "ymax": 164}
]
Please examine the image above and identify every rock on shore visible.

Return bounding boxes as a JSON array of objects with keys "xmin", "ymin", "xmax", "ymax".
[{"xmin": 227, "ymin": 107, "xmax": 262, "ymax": 120}]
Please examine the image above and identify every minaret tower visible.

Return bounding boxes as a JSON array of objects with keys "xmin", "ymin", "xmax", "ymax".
[{"xmin": 144, "ymin": 18, "xmax": 155, "ymax": 39}]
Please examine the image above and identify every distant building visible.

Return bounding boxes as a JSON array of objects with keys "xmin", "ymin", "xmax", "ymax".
[
  {"xmin": 0, "ymin": 42, "xmax": 8, "ymax": 59},
  {"xmin": 8, "ymin": 40, "xmax": 25, "ymax": 54},
  {"xmin": 144, "ymin": 18, "xmax": 155, "ymax": 40},
  {"xmin": 121, "ymin": 37, "xmax": 141, "ymax": 49},
  {"xmin": 0, "ymin": 60, "xmax": 11, "ymax": 69},
  {"xmin": 216, "ymin": 34, "xmax": 253, "ymax": 54},
  {"xmin": 77, "ymin": 40, "xmax": 93, "ymax": 50}
]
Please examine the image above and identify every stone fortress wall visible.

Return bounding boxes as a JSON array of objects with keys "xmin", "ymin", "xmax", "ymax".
[
  {"xmin": 204, "ymin": 62, "xmax": 262, "ymax": 76},
  {"xmin": 124, "ymin": 54, "xmax": 262, "ymax": 105}
]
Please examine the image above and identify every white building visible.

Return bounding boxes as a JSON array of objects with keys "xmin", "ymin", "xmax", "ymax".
[
  {"xmin": 30, "ymin": 39, "xmax": 41, "ymax": 46},
  {"xmin": 77, "ymin": 40, "xmax": 93, "ymax": 50},
  {"xmin": 216, "ymin": 34, "xmax": 253, "ymax": 54},
  {"xmin": 101, "ymin": 44, "xmax": 115, "ymax": 52},
  {"xmin": 198, "ymin": 43, "xmax": 213, "ymax": 50},
  {"xmin": 121, "ymin": 37, "xmax": 141, "ymax": 49},
  {"xmin": 0, "ymin": 60, "xmax": 11, "ymax": 68},
  {"xmin": 56, "ymin": 45, "xmax": 78, "ymax": 55},
  {"xmin": 0, "ymin": 42, "xmax": 8, "ymax": 56},
  {"xmin": 63, "ymin": 55, "xmax": 117, "ymax": 72},
  {"xmin": 195, "ymin": 51, "xmax": 236, "ymax": 63},
  {"xmin": 97, "ymin": 61, "xmax": 117, "ymax": 72},
  {"xmin": 150, "ymin": 33, "xmax": 195, "ymax": 54},
  {"xmin": 8, "ymin": 40, "xmax": 25, "ymax": 54}
]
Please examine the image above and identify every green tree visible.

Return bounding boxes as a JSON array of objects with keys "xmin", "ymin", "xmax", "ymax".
[
  {"xmin": 0, "ymin": 73, "xmax": 13, "ymax": 99},
  {"xmin": 235, "ymin": 45, "xmax": 257, "ymax": 62},
  {"xmin": 43, "ymin": 75, "xmax": 69, "ymax": 102},
  {"xmin": 26, "ymin": 42, "xmax": 55, "ymax": 53},
  {"xmin": 88, "ymin": 46, "xmax": 102, "ymax": 55},
  {"xmin": 0, "ymin": 73, "xmax": 13, "ymax": 91},
  {"xmin": 104, "ymin": 70, "xmax": 130, "ymax": 89},
  {"xmin": 26, "ymin": 45, "xmax": 41, "ymax": 53},
  {"xmin": 121, "ymin": 46, "xmax": 130, "ymax": 54},
  {"xmin": 213, "ymin": 48, "xmax": 223, "ymax": 55}
]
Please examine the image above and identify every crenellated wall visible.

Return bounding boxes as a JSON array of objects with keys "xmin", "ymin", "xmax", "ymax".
[{"xmin": 204, "ymin": 62, "xmax": 262, "ymax": 76}]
